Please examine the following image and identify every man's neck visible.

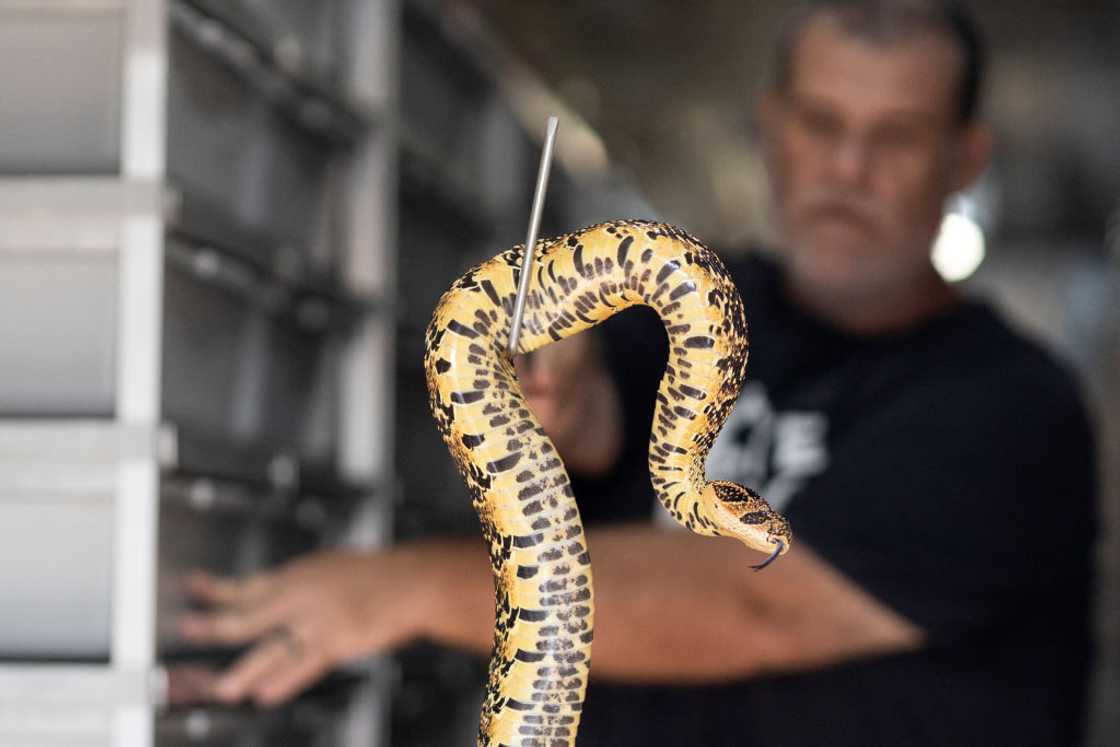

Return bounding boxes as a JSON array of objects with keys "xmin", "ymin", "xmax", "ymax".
[{"xmin": 784, "ymin": 267, "xmax": 961, "ymax": 336}]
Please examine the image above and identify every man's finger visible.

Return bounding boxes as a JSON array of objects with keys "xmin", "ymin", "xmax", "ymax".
[
  {"xmin": 211, "ymin": 636, "xmax": 290, "ymax": 703},
  {"xmin": 253, "ymin": 648, "xmax": 331, "ymax": 707},
  {"xmin": 186, "ymin": 570, "xmax": 275, "ymax": 606},
  {"xmin": 178, "ymin": 595, "xmax": 290, "ymax": 645},
  {"xmin": 186, "ymin": 571, "xmax": 244, "ymax": 605},
  {"xmin": 512, "ymin": 352, "xmax": 537, "ymax": 383},
  {"xmin": 165, "ymin": 664, "xmax": 221, "ymax": 707}
]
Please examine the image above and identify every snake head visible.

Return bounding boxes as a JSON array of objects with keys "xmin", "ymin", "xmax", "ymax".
[{"xmin": 706, "ymin": 480, "xmax": 792, "ymax": 569}]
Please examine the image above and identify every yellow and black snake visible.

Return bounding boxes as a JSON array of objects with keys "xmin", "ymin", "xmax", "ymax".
[{"xmin": 424, "ymin": 219, "xmax": 792, "ymax": 746}]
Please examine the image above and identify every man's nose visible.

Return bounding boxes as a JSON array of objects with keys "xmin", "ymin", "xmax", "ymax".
[{"xmin": 827, "ymin": 137, "xmax": 873, "ymax": 188}]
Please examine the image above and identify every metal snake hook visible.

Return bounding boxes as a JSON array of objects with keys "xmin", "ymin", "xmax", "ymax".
[
  {"xmin": 508, "ymin": 116, "xmax": 560, "ymax": 356},
  {"xmin": 751, "ymin": 539, "xmax": 785, "ymax": 571}
]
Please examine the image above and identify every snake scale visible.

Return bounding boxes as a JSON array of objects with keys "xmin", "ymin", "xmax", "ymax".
[{"xmin": 424, "ymin": 219, "xmax": 792, "ymax": 746}]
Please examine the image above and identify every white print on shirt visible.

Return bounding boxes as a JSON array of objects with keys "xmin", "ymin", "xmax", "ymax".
[{"xmin": 656, "ymin": 383, "xmax": 829, "ymax": 527}]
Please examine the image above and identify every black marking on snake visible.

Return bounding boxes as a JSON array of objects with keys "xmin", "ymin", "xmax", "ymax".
[
  {"xmin": 572, "ymin": 246, "xmax": 586, "ymax": 277},
  {"xmin": 519, "ymin": 609, "xmax": 548, "ymax": 622},
  {"xmin": 656, "ymin": 260, "xmax": 680, "ymax": 284},
  {"xmin": 452, "ymin": 391, "xmax": 485, "ymax": 404},
  {"xmin": 670, "ymin": 281, "xmax": 698, "ymax": 301},
  {"xmin": 488, "ymin": 452, "xmax": 522, "ymax": 473},
  {"xmin": 513, "ymin": 532, "xmax": 544, "ymax": 548},
  {"xmin": 448, "ymin": 319, "xmax": 478, "ymax": 338},
  {"xmin": 519, "ymin": 484, "xmax": 544, "ymax": 500},
  {"xmin": 684, "ymin": 336, "xmax": 715, "ymax": 349},
  {"xmin": 480, "ymin": 279, "xmax": 502, "ymax": 307}
]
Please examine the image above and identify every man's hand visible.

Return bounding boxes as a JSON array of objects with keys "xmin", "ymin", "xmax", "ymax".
[
  {"xmin": 178, "ymin": 547, "xmax": 452, "ymax": 706},
  {"xmin": 176, "ymin": 332, "xmax": 626, "ymax": 707},
  {"xmin": 513, "ymin": 331, "xmax": 622, "ymax": 475}
]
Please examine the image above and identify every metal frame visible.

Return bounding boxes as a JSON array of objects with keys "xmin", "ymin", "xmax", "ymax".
[
  {"xmin": 110, "ymin": 0, "xmax": 169, "ymax": 744},
  {"xmin": 334, "ymin": 0, "xmax": 400, "ymax": 742},
  {"xmin": 0, "ymin": 0, "xmax": 398, "ymax": 743},
  {"xmin": 0, "ymin": 0, "xmax": 169, "ymax": 741}
]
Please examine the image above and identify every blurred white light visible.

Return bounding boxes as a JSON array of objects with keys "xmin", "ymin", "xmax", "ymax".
[{"xmin": 932, "ymin": 212, "xmax": 986, "ymax": 282}]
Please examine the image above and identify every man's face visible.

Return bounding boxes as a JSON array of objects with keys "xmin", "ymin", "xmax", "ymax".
[{"xmin": 763, "ymin": 18, "xmax": 978, "ymax": 298}]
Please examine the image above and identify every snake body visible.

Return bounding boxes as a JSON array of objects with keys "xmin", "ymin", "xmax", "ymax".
[{"xmin": 424, "ymin": 219, "xmax": 792, "ymax": 746}]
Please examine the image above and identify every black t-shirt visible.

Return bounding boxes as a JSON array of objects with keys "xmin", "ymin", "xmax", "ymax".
[{"xmin": 572, "ymin": 253, "xmax": 1098, "ymax": 747}]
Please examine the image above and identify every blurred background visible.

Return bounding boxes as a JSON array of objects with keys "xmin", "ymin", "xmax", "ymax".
[{"xmin": 0, "ymin": 0, "xmax": 1116, "ymax": 745}]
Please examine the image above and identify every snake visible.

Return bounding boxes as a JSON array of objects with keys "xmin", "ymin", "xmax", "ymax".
[{"xmin": 424, "ymin": 219, "xmax": 792, "ymax": 746}]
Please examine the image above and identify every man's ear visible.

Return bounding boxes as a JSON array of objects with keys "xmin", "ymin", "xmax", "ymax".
[{"xmin": 951, "ymin": 121, "xmax": 993, "ymax": 192}]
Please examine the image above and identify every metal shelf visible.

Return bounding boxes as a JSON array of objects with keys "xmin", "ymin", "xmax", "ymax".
[
  {"xmin": 165, "ymin": 423, "xmax": 376, "ymax": 500},
  {"xmin": 0, "ymin": 178, "xmax": 382, "ymax": 322},
  {"xmin": 171, "ymin": 0, "xmax": 377, "ymax": 147},
  {"xmin": 0, "ymin": 663, "xmax": 160, "ymax": 706},
  {"xmin": 164, "ymin": 233, "xmax": 376, "ymax": 334},
  {"xmin": 0, "ymin": 419, "xmax": 378, "ymax": 507},
  {"xmin": 0, "ymin": 177, "xmax": 163, "ymax": 252},
  {"xmin": 0, "ymin": 663, "xmax": 376, "ymax": 744},
  {"xmin": 0, "ymin": 420, "xmax": 171, "ymax": 494},
  {"xmin": 158, "ymin": 668, "xmax": 379, "ymax": 745},
  {"xmin": 161, "ymin": 476, "xmax": 341, "ymax": 532}
]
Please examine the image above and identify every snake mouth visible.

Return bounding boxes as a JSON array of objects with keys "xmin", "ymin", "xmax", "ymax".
[{"xmin": 750, "ymin": 539, "xmax": 785, "ymax": 571}]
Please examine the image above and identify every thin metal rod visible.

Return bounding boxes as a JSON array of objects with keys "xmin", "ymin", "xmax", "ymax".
[{"xmin": 508, "ymin": 116, "xmax": 559, "ymax": 355}]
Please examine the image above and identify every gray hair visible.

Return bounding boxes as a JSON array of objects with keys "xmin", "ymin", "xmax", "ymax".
[{"xmin": 770, "ymin": 0, "xmax": 987, "ymax": 123}]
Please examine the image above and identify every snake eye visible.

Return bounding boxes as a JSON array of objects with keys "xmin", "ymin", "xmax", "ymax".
[{"xmin": 750, "ymin": 539, "xmax": 785, "ymax": 571}]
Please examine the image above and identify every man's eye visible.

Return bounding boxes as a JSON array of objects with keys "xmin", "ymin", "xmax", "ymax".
[{"xmin": 800, "ymin": 111, "xmax": 838, "ymax": 136}]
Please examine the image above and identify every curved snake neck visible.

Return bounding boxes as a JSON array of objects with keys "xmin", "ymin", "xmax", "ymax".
[{"xmin": 425, "ymin": 219, "xmax": 790, "ymax": 746}]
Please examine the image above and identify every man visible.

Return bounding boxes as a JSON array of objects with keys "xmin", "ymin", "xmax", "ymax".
[{"xmin": 181, "ymin": 2, "xmax": 1098, "ymax": 744}]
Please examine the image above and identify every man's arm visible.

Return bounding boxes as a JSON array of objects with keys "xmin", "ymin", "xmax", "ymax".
[
  {"xmin": 180, "ymin": 525, "xmax": 921, "ymax": 704},
  {"xmin": 419, "ymin": 525, "xmax": 923, "ymax": 682},
  {"xmin": 578, "ymin": 526, "xmax": 923, "ymax": 681}
]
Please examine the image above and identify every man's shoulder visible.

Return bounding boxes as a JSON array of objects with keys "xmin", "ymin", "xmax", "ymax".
[
  {"xmin": 895, "ymin": 299, "xmax": 1092, "ymax": 449},
  {"xmin": 941, "ymin": 300, "xmax": 1082, "ymax": 400}
]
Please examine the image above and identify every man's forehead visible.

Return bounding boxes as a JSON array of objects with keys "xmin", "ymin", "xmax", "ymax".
[{"xmin": 787, "ymin": 15, "xmax": 962, "ymax": 122}]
